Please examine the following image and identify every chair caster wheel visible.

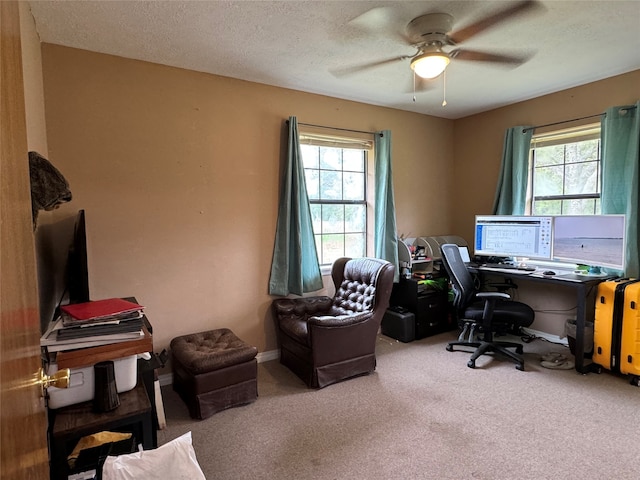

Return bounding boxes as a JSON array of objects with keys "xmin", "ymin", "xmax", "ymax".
[
  {"xmin": 516, "ymin": 364, "xmax": 525, "ymax": 371},
  {"xmin": 467, "ymin": 360, "xmax": 476, "ymax": 369},
  {"xmin": 446, "ymin": 345, "xmax": 453, "ymax": 352},
  {"xmin": 630, "ymin": 376, "xmax": 640, "ymax": 387}
]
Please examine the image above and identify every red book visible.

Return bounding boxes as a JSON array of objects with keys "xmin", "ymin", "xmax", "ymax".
[{"xmin": 60, "ymin": 298, "xmax": 144, "ymax": 322}]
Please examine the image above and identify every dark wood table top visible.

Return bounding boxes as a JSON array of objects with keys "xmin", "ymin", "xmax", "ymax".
[{"xmin": 52, "ymin": 382, "xmax": 151, "ymax": 438}]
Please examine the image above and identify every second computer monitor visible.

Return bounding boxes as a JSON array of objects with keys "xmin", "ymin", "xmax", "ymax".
[
  {"xmin": 553, "ymin": 215, "xmax": 626, "ymax": 270},
  {"xmin": 474, "ymin": 215, "xmax": 553, "ymax": 259}
]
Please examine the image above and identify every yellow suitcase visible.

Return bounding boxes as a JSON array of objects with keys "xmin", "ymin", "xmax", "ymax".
[{"xmin": 593, "ymin": 278, "xmax": 640, "ymax": 386}]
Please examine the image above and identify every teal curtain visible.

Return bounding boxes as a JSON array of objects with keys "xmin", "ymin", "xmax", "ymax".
[
  {"xmin": 601, "ymin": 102, "xmax": 640, "ymax": 277},
  {"xmin": 269, "ymin": 117, "xmax": 323, "ymax": 296},
  {"xmin": 492, "ymin": 126, "xmax": 533, "ymax": 215},
  {"xmin": 374, "ymin": 130, "xmax": 399, "ymax": 282}
]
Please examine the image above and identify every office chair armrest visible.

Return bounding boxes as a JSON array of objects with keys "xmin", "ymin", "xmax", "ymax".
[
  {"xmin": 476, "ymin": 292, "xmax": 511, "ymax": 300},
  {"xmin": 475, "ymin": 292, "xmax": 510, "ymax": 327}
]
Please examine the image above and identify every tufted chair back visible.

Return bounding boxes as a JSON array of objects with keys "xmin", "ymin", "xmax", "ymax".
[{"xmin": 329, "ymin": 257, "xmax": 387, "ymax": 316}]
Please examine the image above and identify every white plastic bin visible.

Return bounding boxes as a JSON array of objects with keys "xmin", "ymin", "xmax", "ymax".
[{"xmin": 47, "ymin": 354, "xmax": 138, "ymax": 409}]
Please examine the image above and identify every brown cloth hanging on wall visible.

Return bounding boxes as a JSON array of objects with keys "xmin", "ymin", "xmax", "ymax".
[{"xmin": 28, "ymin": 151, "xmax": 72, "ymax": 229}]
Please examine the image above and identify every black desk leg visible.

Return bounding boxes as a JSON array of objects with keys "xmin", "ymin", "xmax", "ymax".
[
  {"xmin": 574, "ymin": 284, "xmax": 586, "ymax": 373},
  {"xmin": 574, "ymin": 283, "xmax": 598, "ymax": 374},
  {"xmin": 141, "ymin": 414, "xmax": 154, "ymax": 450}
]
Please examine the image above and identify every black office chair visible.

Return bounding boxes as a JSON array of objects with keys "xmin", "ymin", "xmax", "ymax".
[{"xmin": 440, "ymin": 243, "xmax": 534, "ymax": 370}]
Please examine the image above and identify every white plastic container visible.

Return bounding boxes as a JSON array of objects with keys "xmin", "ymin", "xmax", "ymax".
[{"xmin": 47, "ymin": 355, "xmax": 138, "ymax": 409}]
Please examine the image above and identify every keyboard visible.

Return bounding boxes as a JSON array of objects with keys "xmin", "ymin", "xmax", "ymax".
[{"xmin": 481, "ymin": 263, "xmax": 536, "ymax": 271}]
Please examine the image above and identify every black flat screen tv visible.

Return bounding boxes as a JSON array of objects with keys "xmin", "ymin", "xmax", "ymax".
[{"xmin": 67, "ymin": 209, "xmax": 90, "ymax": 303}]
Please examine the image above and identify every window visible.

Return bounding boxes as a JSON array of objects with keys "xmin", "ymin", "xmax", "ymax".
[
  {"xmin": 529, "ymin": 125, "xmax": 601, "ymax": 215},
  {"xmin": 300, "ymin": 133, "xmax": 373, "ymax": 267}
]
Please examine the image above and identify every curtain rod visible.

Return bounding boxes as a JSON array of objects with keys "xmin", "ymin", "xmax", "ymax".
[
  {"xmin": 523, "ymin": 105, "xmax": 637, "ymax": 133},
  {"xmin": 522, "ymin": 113, "xmax": 604, "ymax": 133},
  {"xmin": 289, "ymin": 120, "xmax": 382, "ymax": 137}
]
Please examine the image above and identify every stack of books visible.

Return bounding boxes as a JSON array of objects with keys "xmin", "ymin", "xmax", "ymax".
[{"xmin": 41, "ymin": 298, "xmax": 145, "ymax": 352}]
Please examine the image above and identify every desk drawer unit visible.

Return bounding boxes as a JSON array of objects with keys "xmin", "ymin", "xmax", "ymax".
[
  {"xmin": 414, "ymin": 292, "xmax": 450, "ymax": 339},
  {"xmin": 593, "ymin": 278, "xmax": 640, "ymax": 385},
  {"xmin": 389, "ymin": 278, "xmax": 452, "ymax": 339}
]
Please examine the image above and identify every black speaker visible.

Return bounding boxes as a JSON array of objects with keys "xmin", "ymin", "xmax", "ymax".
[
  {"xmin": 381, "ymin": 309, "xmax": 416, "ymax": 343},
  {"xmin": 93, "ymin": 361, "xmax": 120, "ymax": 412}
]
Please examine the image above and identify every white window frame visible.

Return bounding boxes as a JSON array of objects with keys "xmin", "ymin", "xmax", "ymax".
[
  {"xmin": 299, "ymin": 129, "xmax": 375, "ymax": 273},
  {"xmin": 527, "ymin": 124, "xmax": 601, "ymax": 216}
]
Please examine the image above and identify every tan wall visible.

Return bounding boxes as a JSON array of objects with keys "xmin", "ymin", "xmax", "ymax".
[
  {"xmin": 452, "ymin": 70, "xmax": 640, "ymax": 336},
  {"xmin": 20, "ymin": 2, "xmax": 47, "ymax": 154},
  {"xmin": 39, "ymin": 44, "xmax": 455, "ymax": 355},
  {"xmin": 452, "ymin": 69, "xmax": 640, "ymax": 244},
  {"xmin": 37, "ymin": 40, "xmax": 640, "ymax": 349}
]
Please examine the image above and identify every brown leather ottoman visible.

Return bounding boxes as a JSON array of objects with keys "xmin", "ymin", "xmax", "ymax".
[{"xmin": 170, "ymin": 328, "xmax": 258, "ymax": 420}]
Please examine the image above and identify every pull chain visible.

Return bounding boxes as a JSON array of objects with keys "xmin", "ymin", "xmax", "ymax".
[
  {"xmin": 413, "ymin": 72, "xmax": 417, "ymax": 103},
  {"xmin": 442, "ymin": 70, "xmax": 447, "ymax": 107}
]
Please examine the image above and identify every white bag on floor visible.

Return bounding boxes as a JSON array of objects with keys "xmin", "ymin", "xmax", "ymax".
[{"xmin": 101, "ymin": 431, "xmax": 206, "ymax": 480}]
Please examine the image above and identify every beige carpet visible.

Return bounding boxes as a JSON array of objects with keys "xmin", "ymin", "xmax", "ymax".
[{"xmin": 158, "ymin": 331, "xmax": 640, "ymax": 479}]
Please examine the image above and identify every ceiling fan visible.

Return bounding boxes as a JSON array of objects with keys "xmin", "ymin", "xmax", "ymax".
[{"xmin": 333, "ymin": 0, "xmax": 542, "ymax": 82}]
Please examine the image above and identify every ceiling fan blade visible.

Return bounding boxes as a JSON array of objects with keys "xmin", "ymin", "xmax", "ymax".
[
  {"xmin": 330, "ymin": 56, "xmax": 410, "ymax": 78},
  {"xmin": 449, "ymin": 0, "xmax": 542, "ymax": 44},
  {"xmin": 348, "ymin": 6, "xmax": 413, "ymax": 45},
  {"xmin": 349, "ymin": 7, "xmax": 395, "ymax": 31},
  {"xmin": 450, "ymin": 48, "xmax": 533, "ymax": 65}
]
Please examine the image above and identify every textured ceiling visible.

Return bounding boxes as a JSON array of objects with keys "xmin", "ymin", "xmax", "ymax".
[{"xmin": 28, "ymin": 0, "xmax": 640, "ymax": 119}]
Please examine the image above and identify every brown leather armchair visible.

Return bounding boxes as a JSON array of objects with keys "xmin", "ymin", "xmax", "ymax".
[{"xmin": 272, "ymin": 257, "xmax": 395, "ymax": 388}]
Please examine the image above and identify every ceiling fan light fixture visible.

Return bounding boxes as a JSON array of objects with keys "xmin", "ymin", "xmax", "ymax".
[{"xmin": 410, "ymin": 52, "xmax": 450, "ymax": 79}]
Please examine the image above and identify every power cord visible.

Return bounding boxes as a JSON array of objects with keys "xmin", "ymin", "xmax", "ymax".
[{"xmin": 520, "ymin": 332, "xmax": 568, "ymax": 346}]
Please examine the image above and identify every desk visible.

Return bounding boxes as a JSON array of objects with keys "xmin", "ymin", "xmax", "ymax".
[{"xmin": 473, "ymin": 267, "xmax": 609, "ymax": 373}]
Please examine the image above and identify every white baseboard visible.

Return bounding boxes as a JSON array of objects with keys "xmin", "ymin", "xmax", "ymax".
[
  {"xmin": 257, "ymin": 349, "xmax": 279, "ymax": 363},
  {"xmin": 157, "ymin": 349, "xmax": 280, "ymax": 387},
  {"xmin": 158, "ymin": 373, "xmax": 173, "ymax": 387}
]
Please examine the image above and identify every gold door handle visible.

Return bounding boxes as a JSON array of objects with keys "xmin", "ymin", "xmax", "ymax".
[{"xmin": 37, "ymin": 367, "xmax": 70, "ymax": 397}]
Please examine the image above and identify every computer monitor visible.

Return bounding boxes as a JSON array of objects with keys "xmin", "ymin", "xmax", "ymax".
[
  {"xmin": 474, "ymin": 215, "xmax": 553, "ymax": 259},
  {"xmin": 552, "ymin": 215, "xmax": 625, "ymax": 270},
  {"xmin": 457, "ymin": 245, "xmax": 471, "ymax": 263}
]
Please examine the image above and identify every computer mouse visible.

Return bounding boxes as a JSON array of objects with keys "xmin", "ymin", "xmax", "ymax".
[{"xmin": 543, "ymin": 270, "xmax": 556, "ymax": 276}]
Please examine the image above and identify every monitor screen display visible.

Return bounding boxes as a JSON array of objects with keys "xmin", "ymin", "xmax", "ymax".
[
  {"xmin": 552, "ymin": 215, "xmax": 625, "ymax": 270},
  {"xmin": 474, "ymin": 215, "xmax": 553, "ymax": 259}
]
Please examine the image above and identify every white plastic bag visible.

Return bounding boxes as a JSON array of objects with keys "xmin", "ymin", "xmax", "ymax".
[{"xmin": 101, "ymin": 431, "xmax": 206, "ymax": 480}]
